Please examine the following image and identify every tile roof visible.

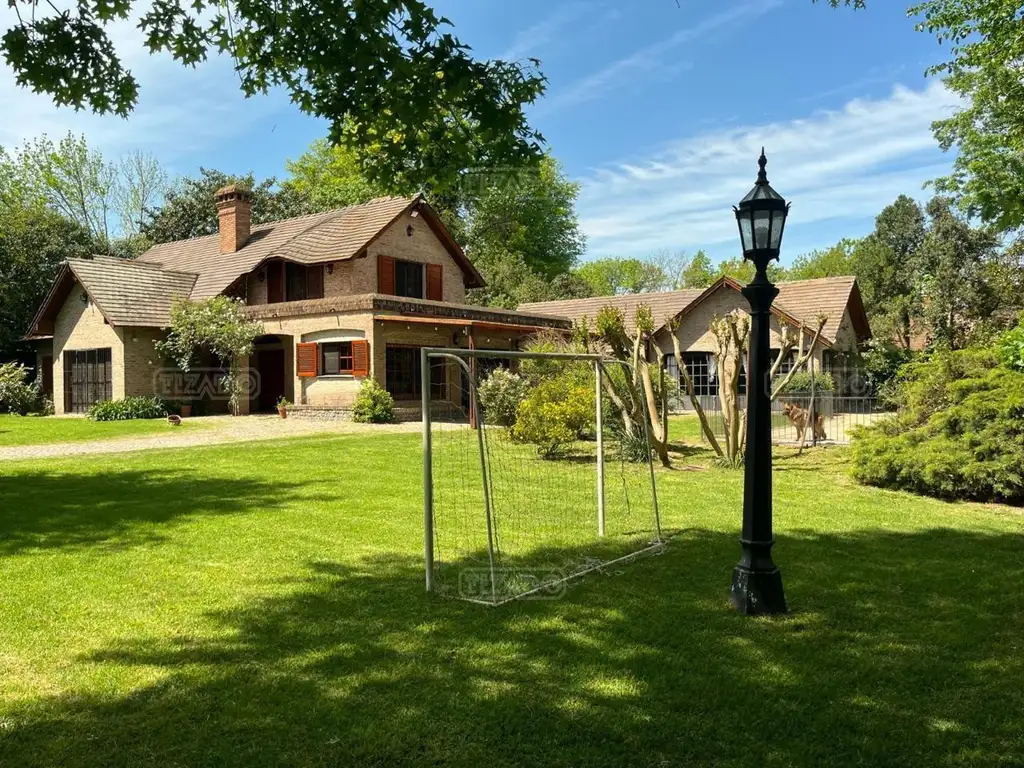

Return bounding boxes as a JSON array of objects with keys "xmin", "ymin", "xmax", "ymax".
[
  {"xmin": 519, "ymin": 276, "xmax": 866, "ymax": 343},
  {"xmin": 68, "ymin": 257, "xmax": 197, "ymax": 327},
  {"xmin": 137, "ymin": 195, "xmax": 417, "ymax": 299},
  {"xmin": 519, "ymin": 289, "xmax": 705, "ymax": 335},
  {"xmin": 775, "ymin": 276, "xmax": 859, "ymax": 342}
]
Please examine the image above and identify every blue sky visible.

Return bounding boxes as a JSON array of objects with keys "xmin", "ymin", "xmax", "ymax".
[{"xmin": 0, "ymin": 1, "xmax": 957, "ymax": 266}]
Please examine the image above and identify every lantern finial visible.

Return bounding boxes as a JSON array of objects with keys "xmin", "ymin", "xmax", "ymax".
[{"xmin": 757, "ymin": 148, "xmax": 768, "ymax": 185}]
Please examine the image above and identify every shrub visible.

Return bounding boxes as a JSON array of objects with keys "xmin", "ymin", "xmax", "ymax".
[
  {"xmin": 998, "ymin": 320, "xmax": 1024, "ymax": 373},
  {"xmin": 477, "ymin": 368, "xmax": 529, "ymax": 426},
  {"xmin": 850, "ymin": 347, "xmax": 1024, "ymax": 503},
  {"xmin": 775, "ymin": 370, "xmax": 835, "ymax": 394},
  {"xmin": 0, "ymin": 362, "xmax": 43, "ymax": 415},
  {"xmin": 511, "ymin": 374, "xmax": 595, "ymax": 459},
  {"xmin": 352, "ymin": 378, "xmax": 394, "ymax": 424},
  {"xmin": 87, "ymin": 396, "xmax": 167, "ymax": 421},
  {"xmin": 611, "ymin": 420, "xmax": 652, "ymax": 463}
]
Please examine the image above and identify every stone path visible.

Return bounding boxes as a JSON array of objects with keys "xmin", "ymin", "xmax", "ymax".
[{"xmin": 0, "ymin": 415, "xmax": 426, "ymax": 462}]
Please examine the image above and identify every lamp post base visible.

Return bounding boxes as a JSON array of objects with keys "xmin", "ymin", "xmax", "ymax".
[{"xmin": 731, "ymin": 564, "xmax": 788, "ymax": 616}]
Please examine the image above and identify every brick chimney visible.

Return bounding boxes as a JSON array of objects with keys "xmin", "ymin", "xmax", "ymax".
[{"xmin": 214, "ymin": 184, "xmax": 253, "ymax": 253}]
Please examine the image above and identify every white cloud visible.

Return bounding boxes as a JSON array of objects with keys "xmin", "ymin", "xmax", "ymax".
[
  {"xmin": 0, "ymin": 6, "xmax": 287, "ymax": 166},
  {"xmin": 577, "ymin": 80, "xmax": 960, "ymax": 257},
  {"xmin": 500, "ymin": 2, "xmax": 589, "ymax": 62},
  {"xmin": 539, "ymin": 0, "xmax": 781, "ymax": 115}
]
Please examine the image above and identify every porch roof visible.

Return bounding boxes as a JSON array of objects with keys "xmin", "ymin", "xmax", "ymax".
[{"xmin": 242, "ymin": 293, "xmax": 571, "ymax": 332}]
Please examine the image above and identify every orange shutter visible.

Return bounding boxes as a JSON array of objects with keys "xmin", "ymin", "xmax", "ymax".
[
  {"xmin": 296, "ymin": 342, "xmax": 319, "ymax": 378},
  {"xmin": 426, "ymin": 263, "xmax": 443, "ymax": 302},
  {"xmin": 351, "ymin": 340, "xmax": 370, "ymax": 377},
  {"xmin": 378, "ymin": 255, "xmax": 396, "ymax": 295}
]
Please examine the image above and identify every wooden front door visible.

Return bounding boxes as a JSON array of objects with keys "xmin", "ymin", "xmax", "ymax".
[{"xmin": 257, "ymin": 349, "xmax": 286, "ymax": 412}]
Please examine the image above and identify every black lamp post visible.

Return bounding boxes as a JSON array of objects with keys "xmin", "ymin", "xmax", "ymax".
[{"xmin": 731, "ymin": 149, "xmax": 790, "ymax": 616}]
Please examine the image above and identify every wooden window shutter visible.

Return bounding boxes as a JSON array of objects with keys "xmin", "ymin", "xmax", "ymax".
[
  {"xmin": 306, "ymin": 264, "xmax": 324, "ymax": 299},
  {"xmin": 378, "ymin": 255, "xmax": 396, "ymax": 295},
  {"xmin": 351, "ymin": 340, "xmax": 370, "ymax": 377},
  {"xmin": 426, "ymin": 264, "xmax": 443, "ymax": 302},
  {"xmin": 296, "ymin": 342, "xmax": 319, "ymax": 378}
]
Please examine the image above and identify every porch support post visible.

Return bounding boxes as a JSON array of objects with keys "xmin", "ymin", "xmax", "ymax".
[{"xmin": 468, "ymin": 329, "xmax": 477, "ymax": 430}]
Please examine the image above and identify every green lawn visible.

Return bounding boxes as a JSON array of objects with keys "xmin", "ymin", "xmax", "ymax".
[
  {"xmin": 0, "ymin": 414, "xmax": 202, "ymax": 446},
  {"xmin": 0, "ymin": 427, "xmax": 1021, "ymax": 766}
]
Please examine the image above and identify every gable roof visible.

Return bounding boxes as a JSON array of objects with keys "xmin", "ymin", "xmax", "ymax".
[
  {"xmin": 137, "ymin": 195, "xmax": 484, "ymax": 298},
  {"xmin": 27, "ymin": 257, "xmax": 198, "ymax": 335},
  {"xmin": 518, "ymin": 275, "xmax": 872, "ymax": 344},
  {"xmin": 28, "ymin": 195, "xmax": 488, "ymax": 335}
]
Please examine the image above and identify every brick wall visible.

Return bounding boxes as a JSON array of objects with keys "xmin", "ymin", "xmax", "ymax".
[
  {"xmin": 654, "ymin": 288, "xmax": 827, "ymax": 369},
  {"xmin": 243, "ymin": 211, "xmax": 467, "ymax": 307},
  {"xmin": 254, "ymin": 310, "xmax": 376, "ymax": 407},
  {"xmin": 122, "ymin": 328, "xmax": 166, "ymax": 399},
  {"xmin": 52, "ymin": 287, "xmax": 124, "ymax": 414}
]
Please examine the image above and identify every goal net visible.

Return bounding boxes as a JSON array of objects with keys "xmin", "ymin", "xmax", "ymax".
[{"xmin": 422, "ymin": 348, "xmax": 664, "ymax": 605}]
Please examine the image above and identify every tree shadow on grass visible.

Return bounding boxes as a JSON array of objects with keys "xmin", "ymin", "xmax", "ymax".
[
  {"xmin": 0, "ymin": 468, "xmax": 302, "ymax": 555},
  {"xmin": 1, "ymin": 527, "xmax": 1023, "ymax": 767}
]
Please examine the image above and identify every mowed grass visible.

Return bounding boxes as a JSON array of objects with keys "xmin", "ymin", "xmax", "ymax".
[
  {"xmin": 0, "ymin": 414, "xmax": 199, "ymax": 446},
  {"xmin": 0, "ymin": 423, "xmax": 1022, "ymax": 767}
]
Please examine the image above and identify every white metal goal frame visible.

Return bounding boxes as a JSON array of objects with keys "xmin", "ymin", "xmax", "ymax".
[{"xmin": 420, "ymin": 347, "xmax": 664, "ymax": 605}]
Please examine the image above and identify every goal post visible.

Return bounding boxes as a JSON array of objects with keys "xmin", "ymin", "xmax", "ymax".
[{"xmin": 422, "ymin": 347, "xmax": 664, "ymax": 605}]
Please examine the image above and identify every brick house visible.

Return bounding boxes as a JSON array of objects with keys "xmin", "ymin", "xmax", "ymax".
[
  {"xmin": 27, "ymin": 189, "xmax": 569, "ymax": 416},
  {"xmin": 520, "ymin": 275, "xmax": 872, "ymax": 400}
]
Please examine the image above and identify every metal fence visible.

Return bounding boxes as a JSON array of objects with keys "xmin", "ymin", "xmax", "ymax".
[{"xmin": 678, "ymin": 395, "xmax": 893, "ymax": 446}]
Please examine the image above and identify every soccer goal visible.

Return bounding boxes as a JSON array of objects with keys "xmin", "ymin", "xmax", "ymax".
[{"xmin": 421, "ymin": 348, "xmax": 664, "ymax": 606}]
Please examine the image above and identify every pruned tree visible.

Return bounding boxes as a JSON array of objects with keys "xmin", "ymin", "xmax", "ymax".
[
  {"xmin": 666, "ymin": 315, "xmax": 724, "ymax": 457},
  {"xmin": 709, "ymin": 312, "xmax": 750, "ymax": 466},
  {"xmin": 770, "ymin": 313, "xmax": 829, "ymax": 400},
  {"xmin": 582, "ymin": 305, "xmax": 671, "ymax": 467}
]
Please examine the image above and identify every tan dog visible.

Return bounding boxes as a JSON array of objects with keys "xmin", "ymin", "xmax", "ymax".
[{"xmin": 781, "ymin": 401, "xmax": 827, "ymax": 443}]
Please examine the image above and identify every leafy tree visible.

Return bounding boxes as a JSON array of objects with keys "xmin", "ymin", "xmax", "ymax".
[
  {"xmin": 13, "ymin": 133, "xmax": 117, "ymax": 243},
  {"xmin": 282, "ymin": 140, "xmax": 387, "ymax": 212},
  {"xmin": 855, "ymin": 195, "xmax": 928, "ymax": 350},
  {"xmin": 2, "ymin": 0, "xmax": 545, "ymax": 195},
  {"xmin": 574, "ymin": 257, "xmax": 671, "ymax": 296},
  {"xmin": 464, "ymin": 156, "xmax": 584, "ymax": 282},
  {"xmin": 155, "ymin": 297, "xmax": 264, "ymax": 415},
  {"xmin": 787, "ymin": 239, "xmax": 859, "ymax": 280},
  {"xmin": 713, "ymin": 256, "xmax": 789, "ymax": 285},
  {"xmin": 919, "ymin": 196, "xmax": 1000, "ymax": 350},
  {"xmin": 680, "ymin": 250, "xmax": 716, "ymax": 288},
  {"xmin": 822, "ymin": 1, "xmax": 1024, "ymax": 231},
  {"xmin": 0, "ymin": 206, "xmax": 95, "ymax": 362},
  {"xmin": 115, "ymin": 150, "xmax": 167, "ymax": 238},
  {"xmin": 142, "ymin": 168, "xmax": 312, "ymax": 244},
  {"xmin": 912, "ymin": 0, "xmax": 1024, "ymax": 230},
  {"xmin": 2, "ymin": 133, "xmax": 164, "ymax": 252}
]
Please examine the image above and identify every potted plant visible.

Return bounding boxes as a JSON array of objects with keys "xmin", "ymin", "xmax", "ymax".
[
  {"xmin": 180, "ymin": 399, "xmax": 193, "ymax": 418},
  {"xmin": 277, "ymin": 396, "xmax": 291, "ymax": 419}
]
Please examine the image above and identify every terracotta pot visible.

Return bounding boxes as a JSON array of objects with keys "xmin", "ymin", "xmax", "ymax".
[
  {"xmin": 180, "ymin": 404, "xmax": 192, "ymax": 418},
  {"xmin": 278, "ymin": 406, "xmax": 288, "ymax": 419}
]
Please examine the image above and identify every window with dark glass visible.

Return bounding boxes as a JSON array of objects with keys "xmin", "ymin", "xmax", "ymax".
[
  {"xmin": 281, "ymin": 263, "xmax": 324, "ymax": 302},
  {"xmin": 682, "ymin": 352, "xmax": 716, "ymax": 397},
  {"xmin": 321, "ymin": 342, "xmax": 354, "ymax": 375},
  {"xmin": 771, "ymin": 349, "xmax": 796, "ymax": 376},
  {"xmin": 394, "ymin": 259, "xmax": 424, "ymax": 299}
]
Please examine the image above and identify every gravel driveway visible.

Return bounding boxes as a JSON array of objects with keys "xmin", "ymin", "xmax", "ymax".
[{"xmin": 0, "ymin": 416, "xmax": 426, "ymax": 462}]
